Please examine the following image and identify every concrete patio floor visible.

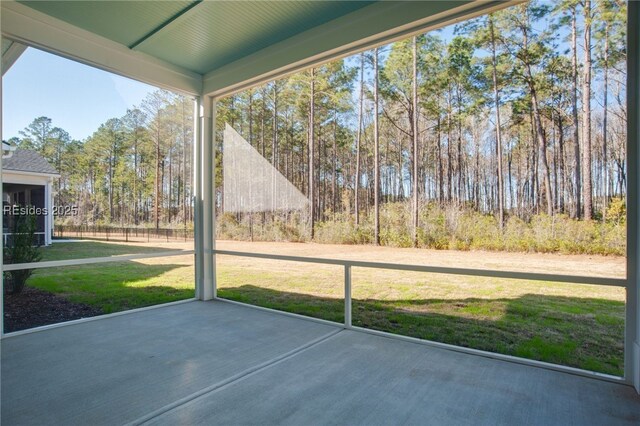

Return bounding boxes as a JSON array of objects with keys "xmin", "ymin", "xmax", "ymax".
[{"xmin": 2, "ymin": 300, "xmax": 639, "ymax": 425}]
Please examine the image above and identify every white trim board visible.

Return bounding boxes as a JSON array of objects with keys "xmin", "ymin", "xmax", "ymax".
[
  {"xmin": 203, "ymin": 1, "xmax": 523, "ymax": 97},
  {"xmin": 3, "ymin": 170, "xmax": 59, "ymax": 184},
  {"xmin": 1, "ymin": 0, "xmax": 519, "ymax": 100},
  {"xmin": 0, "ymin": 0, "xmax": 202, "ymax": 96},
  {"xmin": 1, "ymin": 38, "xmax": 27, "ymax": 76}
]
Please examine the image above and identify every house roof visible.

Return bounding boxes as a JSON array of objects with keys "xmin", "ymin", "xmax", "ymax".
[{"xmin": 3, "ymin": 149, "xmax": 59, "ymax": 176}]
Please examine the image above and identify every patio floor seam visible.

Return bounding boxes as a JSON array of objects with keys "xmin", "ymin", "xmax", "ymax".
[{"xmin": 129, "ymin": 327, "xmax": 343, "ymax": 426}]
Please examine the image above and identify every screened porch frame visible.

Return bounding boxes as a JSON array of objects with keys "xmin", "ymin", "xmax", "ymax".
[{"xmin": 0, "ymin": 0, "xmax": 638, "ymax": 393}]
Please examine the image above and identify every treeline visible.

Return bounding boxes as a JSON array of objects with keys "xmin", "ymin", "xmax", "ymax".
[
  {"xmin": 216, "ymin": 0, "xmax": 627, "ymax": 247},
  {"xmin": 5, "ymin": 0, "xmax": 628, "ymax": 254},
  {"xmin": 7, "ymin": 91, "xmax": 194, "ymax": 228}
]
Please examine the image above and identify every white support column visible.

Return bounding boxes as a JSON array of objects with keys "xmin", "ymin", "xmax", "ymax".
[
  {"xmin": 193, "ymin": 97, "xmax": 204, "ymax": 298},
  {"xmin": 199, "ymin": 96, "xmax": 215, "ymax": 300},
  {"xmin": 344, "ymin": 265, "xmax": 352, "ymax": 328},
  {"xmin": 210, "ymin": 98, "xmax": 217, "ymax": 298},
  {"xmin": 44, "ymin": 179, "xmax": 52, "ymax": 245},
  {"xmin": 626, "ymin": 0, "xmax": 639, "ymax": 393},
  {"xmin": 1, "ymin": 63, "xmax": 4, "ymax": 337}
]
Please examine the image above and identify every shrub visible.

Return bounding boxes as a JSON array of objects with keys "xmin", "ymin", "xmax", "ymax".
[
  {"xmin": 606, "ymin": 198, "xmax": 626, "ymax": 225},
  {"xmin": 212, "ymin": 201, "xmax": 626, "ymax": 256},
  {"xmin": 503, "ymin": 216, "xmax": 535, "ymax": 252},
  {"xmin": 3, "ymin": 213, "xmax": 42, "ymax": 295},
  {"xmin": 315, "ymin": 213, "xmax": 374, "ymax": 245}
]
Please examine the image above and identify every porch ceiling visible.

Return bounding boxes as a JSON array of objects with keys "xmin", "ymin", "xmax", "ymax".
[
  {"xmin": 2, "ymin": 1, "xmax": 514, "ymax": 95},
  {"xmin": 18, "ymin": 0, "xmax": 376, "ymax": 74}
]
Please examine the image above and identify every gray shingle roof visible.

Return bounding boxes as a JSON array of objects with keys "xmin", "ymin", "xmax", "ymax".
[{"xmin": 3, "ymin": 149, "xmax": 59, "ymax": 175}]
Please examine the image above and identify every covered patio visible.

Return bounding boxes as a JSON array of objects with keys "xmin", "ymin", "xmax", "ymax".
[
  {"xmin": 3, "ymin": 300, "xmax": 639, "ymax": 425},
  {"xmin": 2, "ymin": 0, "xmax": 639, "ymax": 424}
]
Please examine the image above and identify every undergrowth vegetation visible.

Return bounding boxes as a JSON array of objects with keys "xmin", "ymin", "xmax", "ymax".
[{"xmin": 217, "ymin": 199, "xmax": 626, "ymax": 256}]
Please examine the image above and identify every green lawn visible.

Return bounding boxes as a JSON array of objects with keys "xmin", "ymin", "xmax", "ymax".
[
  {"xmin": 41, "ymin": 240, "xmax": 174, "ymax": 261},
  {"xmin": 24, "ymin": 241, "xmax": 625, "ymax": 376},
  {"xmin": 215, "ymin": 258, "xmax": 625, "ymax": 376},
  {"xmin": 29, "ymin": 241, "xmax": 194, "ymax": 313}
]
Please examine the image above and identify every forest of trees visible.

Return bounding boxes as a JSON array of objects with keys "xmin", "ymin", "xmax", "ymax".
[
  {"xmin": 4, "ymin": 0, "xmax": 629, "ymax": 254},
  {"xmin": 6, "ymin": 91, "xmax": 194, "ymax": 229},
  {"xmin": 215, "ymin": 0, "xmax": 628, "ymax": 253}
]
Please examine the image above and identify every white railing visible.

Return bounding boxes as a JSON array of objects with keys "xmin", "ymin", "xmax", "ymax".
[
  {"xmin": 1, "ymin": 246, "xmax": 629, "ymax": 384},
  {"xmin": 3, "ymin": 231, "xmax": 46, "ymax": 246},
  {"xmin": 2, "ymin": 250, "xmax": 195, "ymax": 271},
  {"xmin": 214, "ymin": 249, "xmax": 626, "ymax": 288},
  {"xmin": 213, "ymin": 249, "xmax": 628, "ymax": 384}
]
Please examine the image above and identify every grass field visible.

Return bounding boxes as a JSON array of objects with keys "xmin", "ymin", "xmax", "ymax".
[
  {"xmin": 29, "ymin": 241, "xmax": 195, "ymax": 313},
  {"xmin": 24, "ymin": 239, "xmax": 625, "ymax": 376}
]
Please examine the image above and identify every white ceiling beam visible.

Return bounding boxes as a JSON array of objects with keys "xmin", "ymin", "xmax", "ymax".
[
  {"xmin": 0, "ymin": 1, "xmax": 202, "ymax": 96},
  {"xmin": 1, "ymin": 39, "xmax": 27, "ymax": 76},
  {"xmin": 203, "ymin": 0, "xmax": 522, "ymax": 97}
]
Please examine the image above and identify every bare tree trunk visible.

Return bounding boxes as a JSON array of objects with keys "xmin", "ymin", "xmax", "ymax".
[
  {"xmin": 571, "ymin": 6, "xmax": 582, "ymax": 218},
  {"xmin": 134, "ymin": 134, "xmax": 139, "ymax": 225},
  {"xmin": 373, "ymin": 48, "xmax": 380, "ymax": 245},
  {"xmin": 168, "ymin": 142, "xmax": 173, "ymax": 223},
  {"xmin": 412, "ymin": 36, "xmax": 419, "ymax": 247},
  {"xmin": 259, "ymin": 94, "xmax": 266, "ymax": 226},
  {"xmin": 557, "ymin": 116, "xmax": 566, "ymax": 213},
  {"xmin": 602, "ymin": 21, "xmax": 609, "ymax": 220},
  {"xmin": 354, "ymin": 53, "xmax": 364, "ymax": 226},
  {"xmin": 508, "ymin": 152, "xmax": 513, "ymax": 213},
  {"xmin": 331, "ymin": 110, "xmax": 338, "ymax": 216},
  {"xmin": 447, "ymin": 92, "xmax": 453, "ymax": 203},
  {"xmin": 456, "ymin": 85, "xmax": 464, "ymax": 203},
  {"xmin": 437, "ymin": 115, "xmax": 444, "ymax": 202},
  {"xmin": 272, "ymin": 83, "xmax": 279, "ymax": 215},
  {"xmin": 490, "ymin": 16, "xmax": 505, "ymax": 227},
  {"xmin": 155, "ymin": 141, "xmax": 161, "ymax": 230},
  {"xmin": 523, "ymin": 25, "xmax": 552, "ymax": 215},
  {"xmin": 397, "ymin": 128, "xmax": 403, "ymax": 202},
  {"xmin": 182, "ymin": 100, "xmax": 188, "ymax": 227},
  {"xmin": 582, "ymin": 0, "xmax": 593, "ymax": 220},
  {"xmin": 309, "ymin": 68, "xmax": 316, "ymax": 239},
  {"xmin": 109, "ymin": 149, "xmax": 114, "ymax": 221}
]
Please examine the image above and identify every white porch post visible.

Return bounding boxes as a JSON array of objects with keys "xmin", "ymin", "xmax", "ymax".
[
  {"xmin": 193, "ymin": 97, "xmax": 204, "ymax": 298},
  {"xmin": 198, "ymin": 95, "xmax": 215, "ymax": 300},
  {"xmin": 1, "ymin": 66, "xmax": 4, "ymax": 337},
  {"xmin": 210, "ymin": 97, "xmax": 217, "ymax": 298},
  {"xmin": 627, "ymin": 0, "xmax": 639, "ymax": 393},
  {"xmin": 44, "ymin": 179, "xmax": 52, "ymax": 245}
]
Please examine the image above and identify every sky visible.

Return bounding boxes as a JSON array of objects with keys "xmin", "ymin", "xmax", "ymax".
[
  {"xmin": 0, "ymin": 18, "xmax": 458, "ymax": 144},
  {"xmin": 1, "ymin": 2, "xmax": 571, "ymax": 144},
  {"xmin": 2, "ymin": 47, "xmax": 157, "ymax": 141}
]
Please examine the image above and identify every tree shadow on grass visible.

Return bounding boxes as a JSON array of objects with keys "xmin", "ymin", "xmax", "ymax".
[{"xmin": 217, "ymin": 285, "xmax": 624, "ymax": 376}]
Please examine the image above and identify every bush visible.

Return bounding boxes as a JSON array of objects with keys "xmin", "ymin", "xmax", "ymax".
[
  {"xmin": 315, "ymin": 212, "xmax": 374, "ymax": 245},
  {"xmin": 3, "ymin": 213, "xmax": 42, "ymax": 295},
  {"xmin": 213, "ymin": 201, "xmax": 626, "ymax": 256},
  {"xmin": 606, "ymin": 198, "xmax": 626, "ymax": 225},
  {"xmin": 504, "ymin": 216, "xmax": 535, "ymax": 252},
  {"xmin": 217, "ymin": 211, "xmax": 308, "ymax": 242}
]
